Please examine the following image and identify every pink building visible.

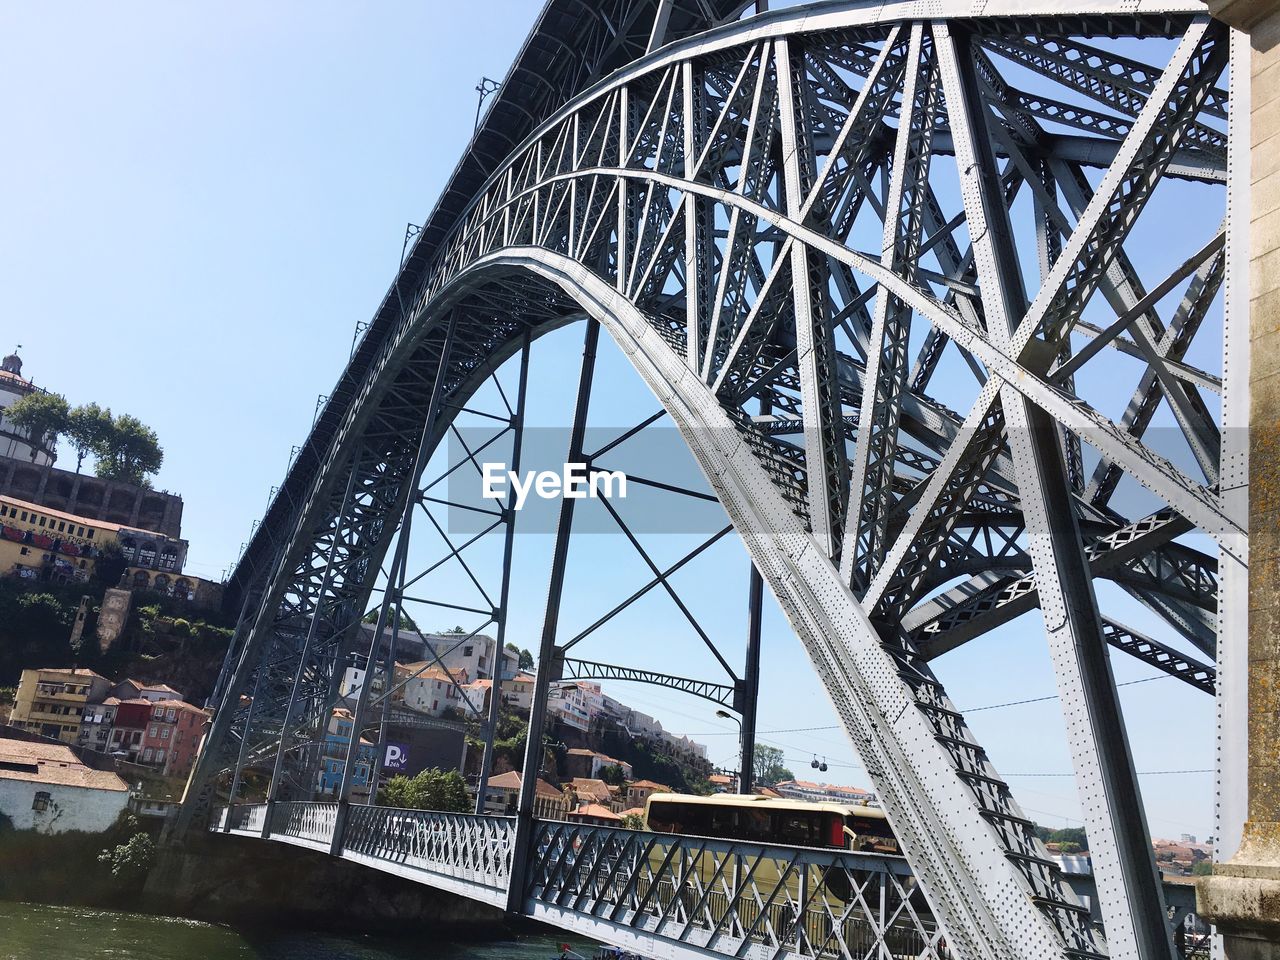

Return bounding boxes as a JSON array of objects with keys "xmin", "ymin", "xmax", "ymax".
[{"xmin": 138, "ymin": 699, "xmax": 208, "ymax": 777}]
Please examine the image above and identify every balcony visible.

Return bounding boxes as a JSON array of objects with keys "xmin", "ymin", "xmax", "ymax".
[{"xmin": 33, "ymin": 685, "xmax": 87, "ymax": 702}]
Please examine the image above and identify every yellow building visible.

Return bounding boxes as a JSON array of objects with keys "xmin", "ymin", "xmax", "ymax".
[
  {"xmin": 0, "ymin": 494, "xmax": 121, "ymax": 582},
  {"xmin": 10, "ymin": 667, "xmax": 112, "ymax": 743},
  {"xmin": 0, "ymin": 494, "xmax": 201, "ymax": 597}
]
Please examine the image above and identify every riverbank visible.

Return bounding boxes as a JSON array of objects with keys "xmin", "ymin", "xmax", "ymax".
[
  {"xmin": 143, "ymin": 829, "xmax": 511, "ymax": 934},
  {"xmin": 0, "ymin": 823, "xmax": 529, "ymax": 942}
]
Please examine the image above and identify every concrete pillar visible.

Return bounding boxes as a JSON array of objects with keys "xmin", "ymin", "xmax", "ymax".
[{"xmin": 1198, "ymin": 2, "xmax": 1280, "ymax": 952}]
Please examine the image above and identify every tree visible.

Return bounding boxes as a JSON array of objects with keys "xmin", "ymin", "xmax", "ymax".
[
  {"xmin": 1192, "ymin": 860, "xmax": 1213, "ymax": 876},
  {"xmin": 375, "ymin": 767, "xmax": 470, "ymax": 812},
  {"xmin": 5, "ymin": 391, "xmax": 69, "ymax": 460},
  {"xmin": 621, "ymin": 812, "xmax": 645, "ymax": 831},
  {"xmin": 98, "ymin": 829, "xmax": 154, "ymax": 879},
  {"xmin": 1034, "ymin": 825, "xmax": 1089, "ymax": 849},
  {"xmin": 65, "ymin": 403, "xmax": 113, "ymax": 473},
  {"xmin": 91, "ymin": 540, "xmax": 127, "ymax": 589},
  {"xmin": 753, "ymin": 744, "xmax": 794, "ymax": 786},
  {"xmin": 506, "ymin": 642, "xmax": 534, "ymax": 670},
  {"xmin": 599, "ymin": 763, "xmax": 626, "ymax": 786},
  {"xmin": 93, "ymin": 413, "xmax": 163, "ymax": 486},
  {"xmin": 362, "ymin": 607, "xmax": 419, "ymax": 630}
]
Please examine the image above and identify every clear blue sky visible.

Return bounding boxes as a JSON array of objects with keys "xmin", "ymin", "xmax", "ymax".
[{"xmin": 0, "ymin": 2, "xmax": 1216, "ymax": 841}]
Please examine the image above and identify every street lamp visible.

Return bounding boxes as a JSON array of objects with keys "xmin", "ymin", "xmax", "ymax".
[{"xmin": 715, "ymin": 710, "xmax": 743, "ymax": 792}]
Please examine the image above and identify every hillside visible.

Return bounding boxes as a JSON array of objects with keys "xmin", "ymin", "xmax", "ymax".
[{"xmin": 0, "ymin": 578, "xmax": 234, "ymax": 705}]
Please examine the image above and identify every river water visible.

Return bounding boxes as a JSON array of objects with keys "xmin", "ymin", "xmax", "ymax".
[{"xmin": 0, "ymin": 902, "xmax": 593, "ymax": 960}]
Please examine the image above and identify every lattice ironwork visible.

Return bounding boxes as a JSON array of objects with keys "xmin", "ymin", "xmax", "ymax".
[
  {"xmin": 188, "ymin": 4, "xmax": 1242, "ymax": 959},
  {"xmin": 525, "ymin": 822, "xmax": 944, "ymax": 960}
]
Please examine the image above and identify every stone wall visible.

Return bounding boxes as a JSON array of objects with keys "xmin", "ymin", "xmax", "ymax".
[
  {"xmin": 0, "ymin": 780, "xmax": 128, "ymax": 834},
  {"xmin": 1198, "ymin": 2, "xmax": 1280, "ymax": 952},
  {"xmin": 0, "ymin": 458, "xmax": 182, "ymax": 539}
]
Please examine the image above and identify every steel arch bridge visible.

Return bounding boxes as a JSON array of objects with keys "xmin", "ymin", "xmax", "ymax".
[{"xmin": 183, "ymin": 3, "xmax": 1245, "ymax": 959}]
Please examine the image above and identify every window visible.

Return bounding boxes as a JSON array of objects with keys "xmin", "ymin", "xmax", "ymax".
[
  {"xmin": 19, "ymin": 511, "xmax": 27, "ymax": 521},
  {"xmin": 161, "ymin": 726, "xmax": 170, "ymax": 739},
  {"xmin": 87, "ymin": 529, "xmax": 94, "ymax": 539},
  {"xmin": 57, "ymin": 521, "xmax": 65, "ymax": 532},
  {"xmin": 152, "ymin": 707, "xmax": 163, "ymax": 719},
  {"xmin": 38, "ymin": 517, "xmax": 45, "ymax": 527},
  {"xmin": 463, "ymin": 646, "xmax": 474, "ymax": 657},
  {"xmin": 32, "ymin": 791, "xmax": 51, "ymax": 812},
  {"xmin": 155, "ymin": 749, "xmax": 165, "ymax": 763},
  {"xmin": 149, "ymin": 724, "xmax": 158, "ymax": 737},
  {"xmin": 0, "ymin": 506, "xmax": 6, "ymax": 516},
  {"xmin": 77, "ymin": 526, "xmax": 84, "ymax": 537},
  {"xmin": 166, "ymin": 708, "xmax": 175, "ymax": 721},
  {"xmin": 19, "ymin": 547, "xmax": 28, "ymax": 556},
  {"xmin": 143, "ymin": 748, "xmax": 154, "ymax": 762}
]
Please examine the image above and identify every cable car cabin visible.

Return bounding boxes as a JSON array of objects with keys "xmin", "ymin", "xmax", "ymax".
[{"xmin": 643, "ymin": 793, "xmax": 900, "ymax": 855}]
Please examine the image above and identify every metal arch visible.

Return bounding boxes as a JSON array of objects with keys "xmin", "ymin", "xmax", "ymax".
[
  {"xmin": 186, "ymin": 6, "xmax": 1239, "ymax": 960},
  {"xmin": 559, "ymin": 658, "xmax": 740, "ymax": 709}
]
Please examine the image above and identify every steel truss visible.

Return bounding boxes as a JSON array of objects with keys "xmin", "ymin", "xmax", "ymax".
[{"xmin": 186, "ymin": 4, "xmax": 1240, "ymax": 960}]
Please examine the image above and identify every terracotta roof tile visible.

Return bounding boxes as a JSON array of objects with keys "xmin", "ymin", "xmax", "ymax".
[
  {"xmin": 0, "ymin": 741, "xmax": 128, "ymax": 792},
  {"xmin": 569, "ymin": 802, "xmax": 621, "ymax": 821},
  {"xmin": 486, "ymin": 770, "xmax": 561, "ymax": 799},
  {"xmin": 627, "ymin": 779, "xmax": 671, "ymax": 791}
]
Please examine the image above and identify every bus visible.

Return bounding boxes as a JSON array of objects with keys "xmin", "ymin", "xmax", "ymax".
[
  {"xmin": 643, "ymin": 792, "xmax": 900, "ymax": 855},
  {"xmin": 638, "ymin": 795, "xmax": 931, "ymax": 953}
]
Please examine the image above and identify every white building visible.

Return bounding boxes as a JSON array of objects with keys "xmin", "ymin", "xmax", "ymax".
[
  {"xmin": 0, "ymin": 740, "xmax": 129, "ymax": 833},
  {"xmin": 461, "ymin": 679, "xmax": 492, "ymax": 717},
  {"xmin": 0, "ymin": 351, "xmax": 55, "ymax": 465},
  {"xmin": 420, "ymin": 632, "xmax": 518, "ymax": 682},
  {"xmin": 397, "ymin": 663, "xmax": 467, "ymax": 717},
  {"xmin": 549, "ymin": 680, "xmax": 603, "ymax": 732},
  {"xmin": 774, "ymin": 779, "xmax": 876, "ymax": 805},
  {"xmin": 501, "ymin": 671, "xmax": 536, "ymax": 711},
  {"xmin": 338, "ymin": 664, "xmax": 387, "ymax": 703},
  {"xmin": 665, "ymin": 733, "xmax": 709, "ymax": 764}
]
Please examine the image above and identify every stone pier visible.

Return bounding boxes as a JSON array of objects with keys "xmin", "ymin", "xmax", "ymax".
[{"xmin": 1198, "ymin": 1, "xmax": 1280, "ymax": 953}]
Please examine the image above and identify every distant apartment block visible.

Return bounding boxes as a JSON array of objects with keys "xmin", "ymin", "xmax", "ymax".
[
  {"xmin": 9, "ymin": 667, "xmax": 207, "ymax": 777},
  {"xmin": 350, "ymin": 626, "xmax": 517, "ymax": 683},
  {"xmin": 774, "ymin": 779, "xmax": 875, "ymax": 805},
  {"xmin": 10, "ymin": 667, "xmax": 112, "ymax": 743}
]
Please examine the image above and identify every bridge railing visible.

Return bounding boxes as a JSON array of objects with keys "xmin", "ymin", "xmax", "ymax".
[
  {"xmin": 525, "ymin": 821, "xmax": 946, "ymax": 960},
  {"xmin": 341, "ymin": 804, "xmax": 515, "ymax": 893},
  {"xmin": 271, "ymin": 801, "xmax": 339, "ymax": 849},
  {"xmin": 222, "ymin": 802, "xmax": 268, "ymax": 836}
]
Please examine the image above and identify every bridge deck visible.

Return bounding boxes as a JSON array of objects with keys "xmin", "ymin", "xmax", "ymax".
[
  {"xmin": 214, "ymin": 802, "xmax": 943, "ymax": 960},
  {"xmin": 212, "ymin": 803, "xmax": 1206, "ymax": 960}
]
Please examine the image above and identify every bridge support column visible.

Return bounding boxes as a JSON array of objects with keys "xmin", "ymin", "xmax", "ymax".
[
  {"xmin": 475, "ymin": 334, "xmax": 531, "ymax": 816},
  {"xmin": 263, "ymin": 444, "xmax": 366, "ymax": 835},
  {"xmin": 507, "ymin": 320, "xmax": 598, "ymax": 913},
  {"xmin": 1198, "ymin": 6, "xmax": 1280, "ymax": 954},
  {"xmin": 738, "ymin": 562, "xmax": 762, "ymax": 795}
]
